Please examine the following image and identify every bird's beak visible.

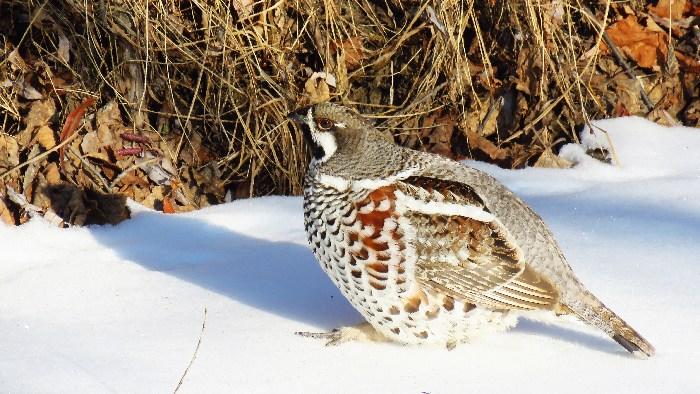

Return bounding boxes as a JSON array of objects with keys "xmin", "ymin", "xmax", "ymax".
[{"xmin": 287, "ymin": 106, "xmax": 311, "ymax": 124}]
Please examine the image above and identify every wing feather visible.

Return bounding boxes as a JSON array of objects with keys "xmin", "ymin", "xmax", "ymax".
[{"xmin": 397, "ymin": 176, "xmax": 560, "ymax": 311}]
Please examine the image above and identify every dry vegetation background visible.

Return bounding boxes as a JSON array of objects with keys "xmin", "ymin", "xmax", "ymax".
[{"xmin": 1, "ymin": 0, "xmax": 699, "ymax": 225}]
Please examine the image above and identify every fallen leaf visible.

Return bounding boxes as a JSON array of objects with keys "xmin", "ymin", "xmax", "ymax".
[
  {"xmin": 332, "ymin": 37, "xmax": 366, "ymax": 70},
  {"xmin": 80, "ymin": 131, "xmax": 101, "ymax": 155},
  {"xmin": 466, "ymin": 130, "xmax": 508, "ymax": 160},
  {"xmin": 162, "ymin": 197, "xmax": 176, "ymax": 213},
  {"xmin": 96, "ymin": 101, "xmax": 123, "ymax": 146},
  {"xmin": 232, "ymin": 0, "xmax": 254, "ymax": 17},
  {"xmin": 649, "ymin": 0, "xmax": 686, "ymax": 20},
  {"xmin": 59, "ymin": 97, "xmax": 96, "ymax": 163},
  {"xmin": 7, "ymin": 48, "xmax": 29, "ymax": 73},
  {"xmin": 304, "ymin": 72, "xmax": 331, "ymax": 104},
  {"xmin": 44, "ymin": 163, "xmax": 61, "ymax": 184},
  {"xmin": 138, "ymin": 153, "xmax": 175, "ymax": 185},
  {"xmin": 533, "ymin": 148, "xmax": 572, "ymax": 169},
  {"xmin": 22, "ymin": 84, "xmax": 44, "ymax": 100},
  {"xmin": 0, "ymin": 198, "xmax": 14, "ymax": 225},
  {"xmin": 35, "ymin": 125, "xmax": 56, "ymax": 149},
  {"xmin": 0, "ymin": 135, "xmax": 20, "ymax": 168},
  {"xmin": 21, "ymin": 99, "xmax": 56, "ymax": 146},
  {"xmin": 57, "ymin": 33, "xmax": 70, "ymax": 63},
  {"xmin": 603, "ymin": 16, "xmax": 667, "ymax": 69},
  {"xmin": 141, "ymin": 185, "xmax": 165, "ymax": 209}
]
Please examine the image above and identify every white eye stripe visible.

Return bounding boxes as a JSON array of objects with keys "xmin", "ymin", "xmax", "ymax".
[{"xmin": 305, "ymin": 107, "xmax": 337, "ymax": 163}]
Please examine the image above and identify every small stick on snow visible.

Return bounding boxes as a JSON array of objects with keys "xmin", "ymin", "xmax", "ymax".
[{"xmin": 173, "ymin": 307, "xmax": 208, "ymax": 394}]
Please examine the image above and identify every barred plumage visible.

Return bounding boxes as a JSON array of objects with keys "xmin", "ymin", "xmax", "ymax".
[{"xmin": 291, "ymin": 102, "xmax": 654, "ymax": 357}]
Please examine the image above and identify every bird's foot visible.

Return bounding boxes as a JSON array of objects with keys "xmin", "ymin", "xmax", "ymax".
[{"xmin": 296, "ymin": 322, "xmax": 386, "ymax": 346}]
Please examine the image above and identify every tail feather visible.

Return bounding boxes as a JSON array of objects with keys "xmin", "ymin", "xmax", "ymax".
[{"xmin": 565, "ymin": 293, "xmax": 655, "ymax": 358}]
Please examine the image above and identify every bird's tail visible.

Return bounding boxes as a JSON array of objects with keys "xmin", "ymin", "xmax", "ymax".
[{"xmin": 563, "ymin": 291, "xmax": 655, "ymax": 358}]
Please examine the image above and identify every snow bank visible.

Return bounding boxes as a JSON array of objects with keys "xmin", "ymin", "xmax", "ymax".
[{"xmin": 2, "ymin": 117, "xmax": 699, "ymax": 393}]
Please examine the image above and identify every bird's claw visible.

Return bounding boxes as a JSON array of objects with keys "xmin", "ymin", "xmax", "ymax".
[{"xmin": 296, "ymin": 323, "xmax": 385, "ymax": 346}]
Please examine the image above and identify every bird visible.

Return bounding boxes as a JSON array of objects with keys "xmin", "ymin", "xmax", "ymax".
[{"xmin": 288, "ymin": 102, "xmax": 654, "ymax": 358}]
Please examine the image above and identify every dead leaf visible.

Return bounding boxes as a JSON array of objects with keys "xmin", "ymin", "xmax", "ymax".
[
  {"xmin": 649, "ymin": 0, "xmax": 686, "ymax": 20},
  {"xmin": 533, "ymin": 148, "xmax": 572, "ymax": 169},
  {"xmin": 96, "ymin": 101, "xmax": 123, "ymax": 146},
  {"xmin": 232, "ymin": 0, "xmax": 254, "ymax": 17},
  {"xmin": 80, "ymin": 131, "xmax": 100, "ymax": 155},
  {"xmin": 59, "ymin": 97, "xmax": 96, "ymax": 163},
  {"xmin": 21, "ymin": 99, "xmax": 56, "ymax": 146},
  {"xmin": 138, "ymin": 152, "xmax": 175, "ymax": 185},
  {"xmin": 0, "ymin": 198, "xmax": 14, "ymax": 225},
  {"xmin": 141, "ymin": 185, "xmax": 165, "ymax": 209},
  {"xmin": 35, "ymin": 125, "xmax": 56, "ymax": 149},
  {"xmin": 162, "ymin": 197, "xmax": 176, "ymax": 213},
  {"xmin": 57, "ymin": 33, "xmax": 70, "ymax": 63},
  {"xmin": 0, "ymin": 135, "xmax": 20, "ymax": 168},
  {"xmin": 22, "ymin": 84, "xmax": 44, "ymax": 100},
  {"xmin": 44, "ymin": 163, "xmax": 61, "ymax": 184},
  {"xmin": 332, "ymin": 37, "xmax": 366, "ymax": 70},
  {"xmin": 7, "ymin": 48, "xmax": 29, "ymax": 73},
  {"xmin": 466, "ymin": 130, "xmax": 508, "ymax": 160},
  {"xmin": 304, "ymin": 72, "xmax": 331, "ymax": 104},
  {"xmin": 603, "ymin": 16, "xmax": 667, "ymax": 69}
]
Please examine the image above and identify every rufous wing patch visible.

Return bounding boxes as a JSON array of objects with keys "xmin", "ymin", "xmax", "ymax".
[{"xmin": 348, "ymin": 185, "xmax": 406, "ymax": 292}]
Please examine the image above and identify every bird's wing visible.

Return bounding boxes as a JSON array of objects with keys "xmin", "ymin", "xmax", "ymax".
[{"xmin": 395, "ymin": 175, "xmax": 560, "ymax": 311}]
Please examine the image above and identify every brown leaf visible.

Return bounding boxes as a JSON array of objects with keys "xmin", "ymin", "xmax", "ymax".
[
  {"xmin": 59, "ymin": 97, "xmax": 96, "ymax": 163},
  {"xmin": 649, "ymin": 0, "xmax": 686, "ymax": 20},
  {"xmin": 0, "ymin": 198, "xmax": 14, "ymax": 225},
  {"xmin": 0, "ymin": 135, "xmax": 20, "ymax": 168},
  {"xmin": 21, "ymin": 99, "xmax": 56, "ymax": 146},
  {"xmin": 603, "ymin": 16, "xmax": 667, "ymax": 69},
  {"xmin": 675, "ymin": 51, "xmax": 700, "ymax": 72},
  {"xmin": 232, "ymin": 0, "xmax": 254, "ymax": 17},
  {"xmin": 44, "ymin": 163, "xmax": 61, "ymax": 184},
  {"xmin": 466, "ymin": 130, "xmax": 508, "ymax": 160},
  {"xmin": 141, "ymin": 185, "xmax": 165, "ymax": 209},
  {"xmin": 35, "ymin": 125, "xmax": 56, "ymax": 149},
  {"xmin": 533, "ymin": 148, "xmax": 572, "ymax": 169},
  {"xmin": 80, "ymin": 131, "xmax": 101, "ymax": 155},
  {"xmin": 332, "ymin": 37, "xmax": 366, "ymax": 71},
  {"xmin": 304, "ymin": 72, "xmax": 331, "ymax": 104},
  {"xmin": 162, "ymin": 197, "xmax": 176, "ymax": 213},
  {"xmin": 96, "ymin": 101, "xmax": 123, "ymax": 146}
]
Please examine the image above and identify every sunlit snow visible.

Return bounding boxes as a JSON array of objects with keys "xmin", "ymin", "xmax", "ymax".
[{"xmin": 2, "ymin": 117, "xmax": 699, "ymax": 393}]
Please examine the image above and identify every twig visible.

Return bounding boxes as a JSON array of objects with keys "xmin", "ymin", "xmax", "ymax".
[
  {"xmin": 588, "ymin": 123, "xmax": 621, "ymax": 167},
  {"xmin": 174, "ymin": 307, "xmax": 208, "ymax": 394},
  {"xmin": 580, "ymin": 7, "xmax": 655, "ymax": 111}
]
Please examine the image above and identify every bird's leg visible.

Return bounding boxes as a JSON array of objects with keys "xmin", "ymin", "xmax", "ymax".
[{"xmin": 296, "ymin": 322, "xmax": 387, "ymax": 346}]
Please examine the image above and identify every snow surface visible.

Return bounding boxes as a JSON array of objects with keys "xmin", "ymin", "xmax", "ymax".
[{"xmin": 2, "ymin": 116, "xmax": 700, "ymax": 393}]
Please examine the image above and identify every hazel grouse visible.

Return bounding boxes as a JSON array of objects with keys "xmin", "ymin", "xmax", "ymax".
[{"xmin": 288, "ymin": 102, "xmax": 654, "ymax": 358}]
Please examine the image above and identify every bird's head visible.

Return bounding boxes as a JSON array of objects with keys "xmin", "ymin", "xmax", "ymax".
[{"xmin": 288, "ymin": 102, "xmax": 387, "ymax": 162}]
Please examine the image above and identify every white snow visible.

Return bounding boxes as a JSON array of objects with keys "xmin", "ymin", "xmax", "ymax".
[{"xmin": 2, "ymin": 116, "xmax": 700, "ymax": 393}]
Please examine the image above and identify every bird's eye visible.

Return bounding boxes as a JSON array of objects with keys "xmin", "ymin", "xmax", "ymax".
[{"xmin": 316, "ymin": 118, "xmax": 334, "ymax": 130}]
